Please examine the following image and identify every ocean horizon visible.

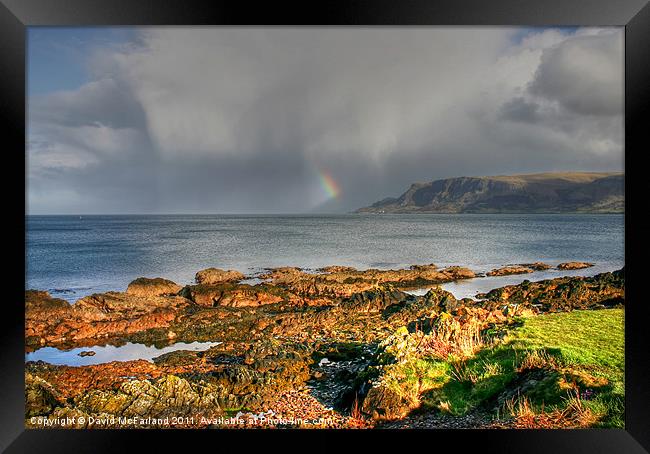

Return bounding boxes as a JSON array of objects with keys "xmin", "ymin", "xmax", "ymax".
[{"xmin": 26, "ymin": 213, "xmax": 624, "ymax": 301}]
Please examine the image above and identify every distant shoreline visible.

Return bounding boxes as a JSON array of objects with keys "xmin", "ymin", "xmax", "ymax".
[
  {"xmin": 25, "ymin": 211, "xmax": 626, "ymax": 217},
  {"xmin": 357, "ymin": 171, "xmax": 624, "ymax": 214}
]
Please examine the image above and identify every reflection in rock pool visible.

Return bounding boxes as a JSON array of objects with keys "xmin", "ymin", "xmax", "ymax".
[{"xmin": 25, "ymin": 341, "xmax": 222, "ymax": 367}]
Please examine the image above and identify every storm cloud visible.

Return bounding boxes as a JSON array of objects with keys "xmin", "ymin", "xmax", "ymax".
[{"xmin": 27, "ymin": 27, "xmax": 624, "ymax": 214}]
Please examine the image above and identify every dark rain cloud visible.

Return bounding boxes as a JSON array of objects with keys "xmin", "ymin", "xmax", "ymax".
[
  {"xmin": 27, "ymin": 27, "xmax": 624, "ymax": 214},
  {"xmin": 499, "ymin": 97, "xmax": 541, "ymax": 123}
]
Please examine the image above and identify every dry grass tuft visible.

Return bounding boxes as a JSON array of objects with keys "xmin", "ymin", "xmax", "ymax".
[
  {"xmin": 516, "ymin": 349, "xmax": 561, "ymax": 373},
  {"xmin": 345, "ymin": 393, "xmax": 373, "ymax": 429},
  {"xmin": 419, "ymin": 315, "xmax": 489, "ymax": 359},
  {"xmin": 438, "ymin": 400, "xmax": 452, "ymax": 413},
  {"xmin": 504, "ymin": 390, "xmax": 600, "ymax": 429},
  {"xmin": 350, "ymin": 393, "xmax": 362, "ymax": 420},
  {"xmin": 450, "ymin": 360, "xmax": 479, "ymax": 384}
]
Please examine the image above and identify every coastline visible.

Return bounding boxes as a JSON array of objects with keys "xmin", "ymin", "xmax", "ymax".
[
  {"xmin": 25, "ymin": 261, "xmax": 625, "ymax": 429},
  {"xmin": 26, "ymin": 213, "xmax": 624, "ymax": 302}
]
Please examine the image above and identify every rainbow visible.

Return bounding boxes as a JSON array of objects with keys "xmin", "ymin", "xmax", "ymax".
[{"xmin": 318, "ymin": 169, "xmax": 341, "ymax": 199}]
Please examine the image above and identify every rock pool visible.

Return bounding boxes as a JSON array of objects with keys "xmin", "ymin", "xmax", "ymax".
[{"xmin": 25, "ymin": 341, "xmax": 222, "ymax": 366}]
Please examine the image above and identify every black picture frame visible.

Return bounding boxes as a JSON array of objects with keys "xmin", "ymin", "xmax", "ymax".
[{"xmin": 2, "ymin": 0, "xmax": 648, "ymax": 452}]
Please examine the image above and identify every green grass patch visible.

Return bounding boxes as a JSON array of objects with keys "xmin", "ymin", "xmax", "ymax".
[
  {"xmin": 419, "ymin": 346, "xmax": 520, "ymax": 415},
  {"xmin": 379, "ymin": 309, "xmax": 624, "ymax": 427},
  {"xmin": 509, "ymin": 308, "xmax": 625, "ymax": 427},
  {"xmin": 510, "ymin": 309, "xmax": 624, "ymax": 372},
  {"xmin": 222, "ymin": 406, "xmax": 250, "ymax": 417}
]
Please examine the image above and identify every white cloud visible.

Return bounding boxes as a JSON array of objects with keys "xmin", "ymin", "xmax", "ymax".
[{"xmin": 529, "ymin": 29, "xmax": 623, "ymax": 116}]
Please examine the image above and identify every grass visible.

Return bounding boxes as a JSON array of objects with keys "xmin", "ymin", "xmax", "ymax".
[
  {"xmin": 376, "ymin": 309, "xmax": 624, "ymax": 427},
  {"xmin": 503, "ymin": 391, "xmax": 601, "ymax": 429},
  {"xmin": 222, "ymin": 406, "xmax": 250, "ymax": 416},
  {"xmin": 510, "ymin": 309, "xmax": 624, "ymax": 374}
]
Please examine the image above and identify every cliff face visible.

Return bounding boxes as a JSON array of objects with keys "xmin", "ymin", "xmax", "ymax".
[{"xmin": 357, "ymin": 172, "xmax": 624, "ymax": 213}]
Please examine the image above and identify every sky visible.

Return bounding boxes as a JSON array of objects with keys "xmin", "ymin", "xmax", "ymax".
[{"xmin": 27, "ymin": 27, "xmax": 624, "ymax": 214}]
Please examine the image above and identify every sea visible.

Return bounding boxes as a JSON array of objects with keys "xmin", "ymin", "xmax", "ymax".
[
  {"xmin": 25, "ymin": 213, "xmax": 625, "ymax": 364},
  {"xmin": 26, "ymin": 213, "xmax": 625, "ymax": 302}
]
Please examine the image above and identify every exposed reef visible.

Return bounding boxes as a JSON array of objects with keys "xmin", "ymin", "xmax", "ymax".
[{"xmin": 25, "ymin": 263, "xmax": 624, "ymax": 429}]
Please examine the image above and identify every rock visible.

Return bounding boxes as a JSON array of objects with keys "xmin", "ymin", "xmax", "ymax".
[
  {"xmin": 23, "ymin": 260, "xmax": 627, "ymax": 429},
  {"xmin": 487, "ymin": 266, "xmax": 534, "ymax": 276},
  {"xmin": 26, "ymin": 406, "xmax": 91, "ymax": 429},
  {"xmin": 179, "ymin": 282, "xmax": 290, "ymax": 307},
  {"xmin": 319, "ymin": 265, "xmax": 357, "ymax": 273},
  {"xmin": 25, "ymin": 340, "xmax": 313, "ymax": 423},
  {"xmin": 340, "ymin": 288, "xmax": 411, "ymax": 313},
  {"xmin": 26, "ymin": 290, "xmax": 191, "ymax": 348},
  {"xmin": 75, "ymin": 374, "xmax": 222, "ymax": 418},
  {"xmin": 557, "ymin": 261, "xmax": 594, "ymax": 270},
  {"xmin": 25, "ymin": 373, "xmax": 65, "ymax": 417},
  {"xmin": 409, "ymin": 263, "xmax": 438, "ymax": 271},
  {"xmin": 477, "ymin": 269, "xmax": 624, "ymax": 313},
  {"xmin": 26, "ymin": 263, "xmax": 619, "ymax": 353},
  {"xmin": 152, "ymin": 350, "xmax": 201, "ymax": 367},
  {"xmin": 25, "ymin": 290, "xmax": 71, "ymax": 312},
  {"xmin": 195, "ymin": 268, "xmax": 245, "ymax": 285},
  {"xmin": 261, "ymin": 264, "xmax": 475, "ymax": 298},
  {"xmin": 126, "ymin": 277, "xmax": 182, "ymax": 297},
  {"xmin": 361, "ymin": 385, "xmax": 413, "ymax": 421},
  {"xmin": 382, "ymin": 287, "xmax": 460, "ymax": 324},
  {"xmin": 423, "ymin": 288, "xmax": 462, "ymax": 312},
  {"xmin": 438, "ymin": 266, "xmax": 476, "ymax": 280},
  {"xmin": 519, "ymin": 262, "xmax": 551, "ymax": 271},
  {"xmin": 78, "ymin": 351, "xmax": 96, "ymax": 357},
  {"xmin": 26, "ymin": 360, "xmax": 165, "ymax": 400},
  {"xmin": 74, "ymin": 291, "xmax": 190, "ymax": 314}
]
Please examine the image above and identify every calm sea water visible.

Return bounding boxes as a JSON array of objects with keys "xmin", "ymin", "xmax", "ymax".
[{"xmin": 26, "ymin": 214, "xmax": 624, "ymax": 302}]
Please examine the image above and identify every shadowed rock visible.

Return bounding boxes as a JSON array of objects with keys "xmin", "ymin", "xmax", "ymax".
[
  {"xmin": 25, "ymin": 373, "xmax": 66, "ymax": 417},
  {"xmin": 477, "ymin": 269, "xmax": 624, "ymax": 313},
  {"xmin": 361, "ymin": 385, "xmax": 414, "ymax": 421},
  {"xmin": 25, "ymin": 290, "xmax": 71, "ymax": 312},
  {"xmin": 179, "ymin": 282, "xmax": 297, "ymax": 307}
]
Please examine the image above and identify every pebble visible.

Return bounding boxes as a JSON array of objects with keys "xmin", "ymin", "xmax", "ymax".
[{"xmin": 380, "ymin": 410, "xmax": 499, "ymax": 429}]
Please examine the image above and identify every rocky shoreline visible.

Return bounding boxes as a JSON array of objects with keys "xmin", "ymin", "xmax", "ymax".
[{"xmin": 25, "ymin": 262, "xmax": 624, "ymax": 429}]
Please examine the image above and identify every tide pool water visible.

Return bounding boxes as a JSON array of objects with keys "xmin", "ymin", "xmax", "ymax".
[
  {"xmin": 25, "ymin": 341, "xmax": 222, "ymax": 367},
  {"xmin": 434, "ymin": 266, "xmax": 610, "ymax": 300}
]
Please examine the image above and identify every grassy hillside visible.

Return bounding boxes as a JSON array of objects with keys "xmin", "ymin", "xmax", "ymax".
[{"xmin": 358, "ymin": 172, "xmax": 624, "ymax": 213}]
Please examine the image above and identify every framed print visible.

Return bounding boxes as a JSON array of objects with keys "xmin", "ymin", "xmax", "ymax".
[{"xmin": 1, "ymin": 0, "xmax": 648, "ymax": 452}]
